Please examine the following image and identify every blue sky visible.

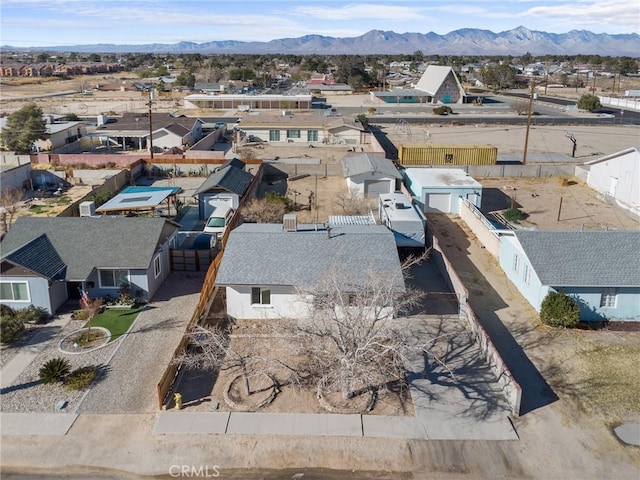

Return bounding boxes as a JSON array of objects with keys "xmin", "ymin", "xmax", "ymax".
[{"xmin": 1, "ymin": 0, "xmax": 638, "ymax": 47}]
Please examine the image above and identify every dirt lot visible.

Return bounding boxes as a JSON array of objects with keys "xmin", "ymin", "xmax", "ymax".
[{"xmin": 478, "ymin": 176, "xmax": 640, "ymax": 231}]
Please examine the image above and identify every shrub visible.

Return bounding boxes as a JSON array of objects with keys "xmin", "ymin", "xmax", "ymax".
[
  {"xmin": 15, "ymin": 305, "xmax": 49, "ymax": 324},
  {"xmin": 503, "ymin": 208, "xmax": 528, "ymax": 223},
  {"xmin": 433, "ymin": 106, "xmax": 453, "ymax": 115},
  {"xmin": 0, "ymin": 308, "xmax": 24, "ymax": 344},
  {"xmin": 39, "ymin": 357, "xmax": 71, "ymax": 384},
  {"xmin": 65, "ymin": 366, "xmax": 97, "ymax": 390},
  {"xmin": 540, "ymin": 291, "xmax": 580, "ymax": 328},
  {"xmin": 577, "ymin": 93, "xmax": 602, "ymax": 112}
]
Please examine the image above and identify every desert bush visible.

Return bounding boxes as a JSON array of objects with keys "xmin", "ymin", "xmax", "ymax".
[
  {"xmin": 39, "ymin": 357, "xmax": 71, "ymax": 384},
  {"xmin": 0, "ymin": 306, "xmax": 24, "ymax": 344},
  {"xmin": 65, "ymin": 366, "xmax": 97, "ymax": 390},
  {"xmin": 540, "ymin": 291, "xmax": 580, "ymax": 328},
  {"xmin": 502, "ymin": 208, "xmax": 528, "ymax": 223},
  {"xmin": 577, "ymin": 93, "xmax": 602, "ymax": 112},
  {"xmin": 433, "ymin": 106, "xmax": 453, "ymax": 115},
  {"xmin": 15, "ymin": 305, "xmax": 49, "ymax": 324}
]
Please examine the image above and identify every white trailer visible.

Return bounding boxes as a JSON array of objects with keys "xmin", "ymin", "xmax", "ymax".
[{"xmin": 378, "ymin": 193, "xmax": 426, "ymax": 249}]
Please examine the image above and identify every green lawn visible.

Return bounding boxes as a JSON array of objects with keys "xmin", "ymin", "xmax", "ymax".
[{"xmin": 84, "ymin": 306, "xmax": 144, "ymax": 342}]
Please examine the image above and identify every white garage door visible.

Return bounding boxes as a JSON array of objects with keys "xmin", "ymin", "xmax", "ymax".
[
  {"xmin": 364, "ymin": 179, "xmax": 391, "ymax": 197},
  {"xmin": 424, "ymin": 193, "xmax": 451, "ymax": 213}
]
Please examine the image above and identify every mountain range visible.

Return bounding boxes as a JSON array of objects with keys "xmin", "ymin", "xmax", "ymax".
[{"xmin": 4, "ymin": 27, "xmax": 639, "ymax": 56}]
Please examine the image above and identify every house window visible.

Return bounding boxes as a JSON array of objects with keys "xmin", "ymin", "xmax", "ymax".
[
  {"xmin": 513, "ymin": 254, "xmax": 520, "ymax": 273},
  {"xmin": 523, "ymin": 265, "xmax": 531, "ymax": 285},
  {"xmin": 600, "ymin": 288, "xmax": 618, "ymax": 308},
  {"xmin": 269, "ymin": 130, "xmax": 280, "ymax": 141},
  {"xmin": 154, "ymin": 255, "xmax": 162, "ymax": 279},
  {"xmin": 99, "ymin": 269, "xmax": 130, "ymax": 288},
  {"xmin": 0, "ymin": 282, "xmax": 30, "ymax": 302},
  {"xmin": 307, "ymin": 130, "xmax": 318, "ymax": 141},
  {"xmin": 286, "ymin": 129, "xmax": 301, "ymax": 139},
  {"xmin": 251, "ymin": 287, "xmax": 271, "ymax": 305}
]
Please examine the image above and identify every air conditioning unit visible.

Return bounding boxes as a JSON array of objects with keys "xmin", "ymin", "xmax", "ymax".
[
  {"xmin": 79, "ymin": 201, "xmax": 96, "ymax": 217},
  {"xmin": 283, "ymin": 214, "xmax": 297, "ymax": 232}
]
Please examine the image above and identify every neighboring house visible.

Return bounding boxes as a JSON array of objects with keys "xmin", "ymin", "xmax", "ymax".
[
  {"xmin": 498, "ymin": 230, "xmax": 640, "ymax": 321},
  {"xmin": 402, "ymin": 168, "xmax": 482, "ymax": 214},
  {"xmin": 237, "ymin": 115, "xmax": 368, "ymax": 146},
  {"xmin": 34, "ymin": 119, "xmax": 87, "ymax": 152},
  {"xmin": 0, "ymin": 217, "xmax": 179, "ymax": 314},
  {"xmin": 0, "ymin": 115, "xmax": 86, "ymax": 153},
  {"xmin": 215, "ymin": 218, "xmax": 404, "ymax": 320},
  {"xmin": 583, "ymin": 147, "xmax": 639, "ymax": 218},
  {"xmin": 193, "ymin": 82, "xmax": 226, "ymax": 94},
  {"xmin": 193, "ymin": 159, "xmax": 253, "ymax": 219},
  {"xmin": 414, "ymin": 65, "xmax": 466, "ymax": 104},
  {"xmin": 341, "ymin": 152, "xmax": 402, "ymax": 197},
  {"xmin": 94, "ymin": 112, "xmax": 204, "ymax": 153},
  {"xmin": 183, "ymin": 94, "xmax": 312, "ymax": 110}
]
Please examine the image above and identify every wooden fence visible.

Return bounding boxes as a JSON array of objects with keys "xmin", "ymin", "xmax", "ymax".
[
  {"xmin": 156, "ymin": 163, "xmax": 263, "ymax": 409},
  {"xmin": 170, "ymin": 248, "xmax": 216, "ymax": 272}
]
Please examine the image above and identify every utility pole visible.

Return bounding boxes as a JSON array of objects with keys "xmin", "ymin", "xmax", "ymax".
[
  {"xmin": 147, "ymin": 88, "xmax": 155, "ymax": 160},
  {"xmin": 522, "ymin": 80, "xmax": 535, "ymax": 165}
]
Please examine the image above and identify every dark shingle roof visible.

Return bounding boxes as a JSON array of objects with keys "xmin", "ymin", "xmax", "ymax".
[
  {"xmin": 514, "ymin": 230, "xmax": 640, "ymax": 286},
  {"xmin": 3, "ymin": 234, "xmax": 66, "ymax": 279},
  {"xmin": 341, "ymin": 153, "xmax": 402, "ymax": 179},
  {"xmin": 216, "ymin": 223, "xmax": 404, "ymax": 291},
  {"xmin": 1, "ymin": 217, "xmax": 178, "ymax": 281},
  {"xmin": 194, "ymin": 164, "xmax": 253, "ymax": 197}
]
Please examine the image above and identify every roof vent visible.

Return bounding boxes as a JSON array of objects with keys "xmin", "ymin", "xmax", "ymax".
[{"xmin": 283, "ymin": 214, "xmax": 297, "ymax": 232}]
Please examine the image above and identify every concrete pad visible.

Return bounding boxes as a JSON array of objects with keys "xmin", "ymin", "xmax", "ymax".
[
  {"xmin": 614, "ymin": 423, "xmax": 640, "ymax": 446},
  {"xmin": 0, "ymin": 413, "xmax": 78, "ymax": 435},
  {"xmin": 153, "ymin": 411, "xmax": 230, "ymax": 435},
  {"xmin": 362, "ymin": 415, "xmax": 428, "ymax": 439},
  {"xmin": 226, "ymin": 412, "xmax": 362, "ymax": 436},
  {"xmin": 418, "ymin": 405, "xmax": 518, "ymax": 440}
]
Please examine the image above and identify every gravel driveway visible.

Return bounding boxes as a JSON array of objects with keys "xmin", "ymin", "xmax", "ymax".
[{"xmin": 76, "ymin": 271, "xmax": 205, "ymax": 413}]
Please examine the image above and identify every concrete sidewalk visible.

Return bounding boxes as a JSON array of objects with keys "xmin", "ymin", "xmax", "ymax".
[
  {"xmin": 1, "ymin": 413, "xmax": 78, "ymax": 435},
  {"xmin": 0, "ymin": 314, "xmax": 72, "ymax": 390}
]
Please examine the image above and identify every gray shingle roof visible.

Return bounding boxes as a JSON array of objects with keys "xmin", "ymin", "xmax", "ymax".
[
  {"xmin": 194, "ymin": 164, "xmax": 253, "ymax": 196},
  {"xmin": 3, "ymin": 234, "xmax": 66, "ymax": 279},
  {"xmin": 216, "ymin": 223, "xmax": 404, "ymax": 291},
  {"xmin": 341, "ymin": 153, "xmax": 402, "ymax": 179},
  {"xmin": 514, "ymin": 230, "xmax": 640, "ymax": 286},
  {"xmin": 1, "ymin": 217, "xmax": 178, "ymax": 281}
]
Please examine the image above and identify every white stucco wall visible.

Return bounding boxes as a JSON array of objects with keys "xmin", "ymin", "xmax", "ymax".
[
  {"xmin": 587, "ymin": 149, "xmax": 640, "ymax": 217},
  {"xmin": 225, "ymin": 285, "xmax": 312, "ymax": 319}
]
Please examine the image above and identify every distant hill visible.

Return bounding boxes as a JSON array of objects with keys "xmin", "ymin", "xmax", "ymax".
[{"xmin": 3, "ymin": 27, "xmax": 639, "ymax": 56}]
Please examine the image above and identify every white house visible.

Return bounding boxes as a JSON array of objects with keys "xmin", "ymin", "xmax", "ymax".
[
  {"xmin": 402, "ymin": 168, "xmax": 482, "ymax": 214},
  {"xmin": 341, "ymin": 152, "xmax": 402, "ymax": 197},
  {"xmin": 584, "ymin": 147, "xmax": 639, "ymax": 217},
  {"xmin": 215, "ymin": 219, "xmax": 404, "ymax": 320}
]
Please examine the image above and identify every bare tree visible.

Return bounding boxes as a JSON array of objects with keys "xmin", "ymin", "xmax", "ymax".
[
  {"xmin": 335, "ymin": 187, "xmax": 373, "ymax": 216},
  {"xmin": 277, "ymin": 252, "xmax": 429, "ymax": 400},
  {"xmin": 172, "ymin": 323, "xmax": 268, "ymax": 397},
  {"xmin": 242, "ymin": 197, "xmax": 287, "ymax": 223},
  {"xmin": 81, "ymin": 296, "xmax": 103, "ymax": 342},
  {"xmin": 0, "ymin": 188, "xmax": 24, "ymax": 234},
  {"xmin": 512, "ymin": 99, "xmax": 529, "ymax": 116}
]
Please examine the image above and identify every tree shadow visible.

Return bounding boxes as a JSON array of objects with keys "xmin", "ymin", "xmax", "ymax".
[
  {"xmin": 426, "ymin": 217, "xmax": 559, "ymax": 416},
  {"xmin": 405, "ymin": 316, "xmax": 512, "ymax": 421}
]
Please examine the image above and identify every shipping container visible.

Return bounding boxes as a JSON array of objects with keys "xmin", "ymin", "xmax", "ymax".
[{"xmin": 398, "ymin": 144, "xmax": 497, "ymax": 166}]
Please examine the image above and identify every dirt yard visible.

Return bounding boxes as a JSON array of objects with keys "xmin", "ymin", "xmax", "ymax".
[{"xmin": 478, "ymin": 176, "xmax": 640, "ymax": 231}]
